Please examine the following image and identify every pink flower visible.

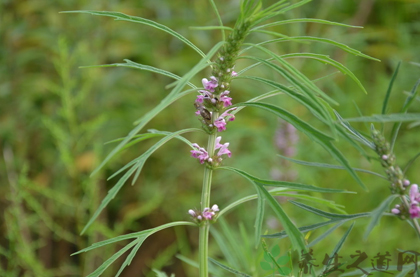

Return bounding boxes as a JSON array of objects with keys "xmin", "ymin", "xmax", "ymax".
[
  {"xmin": 220, "ymin": 108, "xmax": 236, "ymax": 121},
  {"xmin": 196, "ymin": 95, "xmax": 204, "ymax": 103},
  {"xmin": 202, "ymin": 76, "xmax": 218, "ymax": 92},
  {"xmin": 220, "ymin": 95, "xmax": 232, "ymax": 107},
  {"xmin": 215, "ymin": 136, "xmax": 231, "ymax": 158},
  {"xmin": 231, "ymin": 71, "xmax": 237, "ymax": 77},
  {"xmin": 391, "ymin": 208, "xmax": 400, "ymax": 215},
  {"xmin": 409, "ymin": 204, "xmax": 420, "ymax": 218},
  {"xmin": 202, "ymin": 208, "xmax": 215, "ymax": 220},
  {"xmin": 191, "ymin": 143, "xmax": 209, "ymax": 164},
  {"xmin": 410, "ymin": 184, "xmax": 420, "ymax": 204},
  {"xmin": 214, "ymin": 118, "xmax": 226, "ymax": 132}
]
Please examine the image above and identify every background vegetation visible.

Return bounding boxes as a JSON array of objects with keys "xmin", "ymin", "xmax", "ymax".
[{"xmin": 1, "ymin": 0, "xmax": 419, "ymax": 276}]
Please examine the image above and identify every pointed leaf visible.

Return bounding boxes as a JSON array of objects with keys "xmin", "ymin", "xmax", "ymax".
[
  {"xmin": 80, "ymin": 59, "xmax": 196, "ymax": 89},
  {"xmin": 278, "ymin": 154, "xmax": 386, "ymax": 179},
  {"xmin": 289, "ymin": 201, "xmax": 369, "ymax": 220},
  {"xmin": 236, "ymin": 102, "xmax": 366, "ymax": 189},
  {"xmin": 252, "ymin": 18, "xmax": 362, "ymax": 31},
  {"xmin": 280, "ymin": 53, "xmax": 367, "ymax": 94},
  {"xmin": 323, "ymin": 223, "xmax": 354, "ymax": 272},
  {"xmin": 382, "ymin": 62, "xmax": 401, "ymax": 115},
  {"xmin": 241, "ymin": 36, "xmax": 379, "ymax": 61},
  {"xmin": 221, "ymin": 167, "xmax": 351, "ymax": 194},
  {"xmin": 86, "ymin": 239, "xmax": 140, "ymax": 277},
  {"xmin": 62, "ymin": 11, "xmax": 205, "ymax": 58},
  {"xmin": 220, "ymin": 167, "xmax": 306, "ymax": 253},
  {"xmin": 208, "ymin": 258, "xmax": 252, "ymax": 277},
  {"xmin": 82, "ymin": 128, "xmax": 200, "ymax": 234},
  {"xmin": 364, "ymin": 194, "xmax": 399, "ymax": 239},
  {"xmin": 346, "ymin": 113, "xmax": 420, "ymax": 122},
  {"xmin": 307, "ymin": 221, "xmax": 345, "ymax": 248}
]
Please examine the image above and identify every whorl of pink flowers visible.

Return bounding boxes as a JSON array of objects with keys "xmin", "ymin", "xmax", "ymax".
[{"xmin": 188, "ymin": 204, "xmax": 219, "ymax": 222}]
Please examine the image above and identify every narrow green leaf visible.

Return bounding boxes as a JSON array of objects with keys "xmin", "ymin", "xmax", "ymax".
[
  {"xmin": 221, "ymin": 167, "xmax": 351, "ymax": 194},
  {"xmin": 346, "ymin": 113, "xmax": 420, "ymax": 122},
  {"xmin": 240, "ymin": 49, "xmax": 338, "ymax": 107},
  {"xmin": 208, "ymin": 258, "xmax": 252, "ymax": 277},
  {"xmin": 80, "ymin": 59, "xmax": 196, "ymax": 89},
  {"xmin": 390, "ymin": 79, "xmax": 420, "ymax": 151},
  {"xmin": 91, "ymin": 42, "xmax": 223, "ymax": 176},
  {"xmin": 82, "ymin": 128, "xmax": 200, "ymax": 234},
  {"xmin": 237, "ymin": 75, "xmax": 327, "ymax": 121},
  {"xmin": 258, "ymin": 185, "xmax": 307, "ymax": 253},
  {"xmin": 241, "ymin": 36, "xmax": 379, "ymax": 62},
  {"xmin": 307, "ymin": 222, "xmax": 345, "ymax": 248},
  {"xmin": 289, "ymin": 201, "xmax": 369, "ymax": 220},
  {"xmin": 217, "ymin": 188, "xmax": 346, "ymax": 218},
  {"xmin": 277, "ymin": 155, "xmax": 386, "ymax": 179},
  {"xmin": 217, "ymin": 188, "xmax": 287, "ymax": 218},
  {"xmin": 190, "ymin": 26, "xmax": 233, "ymax": 31},
  {"xmin": 280, "ymin": 53, "xmax": 367, "ymax": 94},
  {"xmin": 403, "ymin": 151, "xmax": 420, "ymax": 173},
  {"xmin": 323, "ymin": 223, "xmax": 354, "ymax": 273},
  {"xmin": 221, "ymin": 167, "xmax": 306, "ymax": 253},
  {"xmin": 115, "ymin": 238, "xmax": 147, "ymax": 277},
  {"xmin": 74, "ymin": 221, "xmax": 195, "ymax": 255},
  {"xmin": 61, "ymin": 11, "xmax": 206, "ymax": 58},
  {"xmin": 364, "ymin": 195, "xmax": 399, "ymax": 239},
  {"xmin": 236, "ymin": 102, "xmax": 366, "ymax": 189},
  {"xmin": 334, "ymin": 110, "xmax": 376, "ymax": 149},
  {"xmin": 209, "ymin": 0, "xmax": 225, "ymax": 41},
  {"xmin": 382, "ymin": 62, "xmax": 401, "ymax": 115},
  {"xmin": 253, "ymin": 0, "xmax": 311, "ymax": 26},
  {"xmin": 86, "ymin": 239, "xmax": 140, "ymax": 277},
  {"xmin": 263, "ymin": 219, "xmax": 342, "ymax": 239},
  {"xmin": 252, "ymin": 18, "xmax": 362, "ymax": 31}
]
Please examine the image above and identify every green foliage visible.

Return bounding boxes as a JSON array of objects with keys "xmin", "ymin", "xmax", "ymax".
[{"xmin": 2, "ymin": 0, "xmax": 420, "ymax": 276}]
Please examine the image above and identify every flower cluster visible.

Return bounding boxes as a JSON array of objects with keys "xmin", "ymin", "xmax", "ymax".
[
  {"xmin": 188, "ymin": 204, "xmax": 219, "ymax": 222},
  {"xmin": 372, "ymin": 129, "xmax": 420, "ymax": 219},
  {"xmin": 194, "ymin": 74, "xmax": 237, "ymax": 133},
  {"xmin": 392, "ymin": 184, "xmax": 420, "ymax": 219},
  {"xmin": 191, "ymin": 136, "xmax": 231, "ymax": 165}
]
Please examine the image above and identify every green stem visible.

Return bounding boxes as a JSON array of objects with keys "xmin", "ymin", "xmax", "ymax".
[{"xmin": 199, "ymin": 112, "xmax": 218, "ymax": 277}]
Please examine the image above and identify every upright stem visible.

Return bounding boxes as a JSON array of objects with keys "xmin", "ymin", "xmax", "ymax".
[{"xmin": 199, "ymin": 112, "xmax": 218, "ymax": 277}]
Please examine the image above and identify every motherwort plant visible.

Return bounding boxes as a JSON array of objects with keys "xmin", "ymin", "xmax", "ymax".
[{"xmin": 64, "ymin": 0, "xmax": 385, "ymax": 276}]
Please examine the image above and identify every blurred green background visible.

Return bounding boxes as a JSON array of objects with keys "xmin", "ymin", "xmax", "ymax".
[{"xmin": 1, "ymin": 0, "xmax": 419, "ymax": 276}]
